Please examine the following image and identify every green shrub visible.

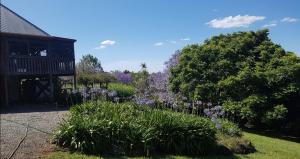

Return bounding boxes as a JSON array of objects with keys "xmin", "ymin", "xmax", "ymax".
[
  {"xmin": 108, "ymin": 83, "xmax": 135, "ymax": 98},
  {"xmin": 262, "ymin": 104, "xmax": 288, "ymax": 128},
  {"xmin": 53, "ymin": 102, "xmax": 217, "ymax": 156},
  {"xmin": 169, "ymin": 29, "xmax": 300, "ymax": 130},
  {"xmin": 218, "ymin": 119, "xmax": 242, "ymax": 137}
]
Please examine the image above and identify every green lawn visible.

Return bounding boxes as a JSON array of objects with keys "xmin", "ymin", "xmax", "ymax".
[{"xmin": 43, "ymin": 132, "xmax": 300, "ymax": 159}]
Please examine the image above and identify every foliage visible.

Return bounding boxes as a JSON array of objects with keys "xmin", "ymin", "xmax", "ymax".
[
  {"xmin": 132, "ymin": 64, "xmax": 150, "ymax": 96},
  {"xmin": 218, "ymin": 119, "xmax": 242, "ymax": 137},
  {"xmin": 113, "ymin": 71, "xmax": 133, "ymax": 84},
  {"xmin": 169, "ymin": 29, "xmax": 300, "ymax": 128},
  {"xmin": 108, "ymin": 83, "xmax": 135, "ymax": 98},
  {"xmin": 76, "ymin": 54, "xmax": 103, "ymax": 73},
  {"xmin": 262, "ymin": 104, "xmax": 288, "ymax": 127},
  {"xmin": 77, "ymin": 72, "xmax": 116, "ymax": 87},
  {"xmin": 53, "ymin": 102, "xmax": 218, "ymax": 156},
  {"xmin": 46, "ymin": 132, "xmax": 300, "ymax": 159}
]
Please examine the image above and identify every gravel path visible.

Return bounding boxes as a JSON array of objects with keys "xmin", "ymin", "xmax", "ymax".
[{"xmin": 0, "ymin": 104, "xmax": 68, "ymax": 159}]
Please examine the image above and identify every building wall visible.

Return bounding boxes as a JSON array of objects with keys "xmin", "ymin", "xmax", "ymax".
[
  {"xmin": 0, "ymin": 35, "xmax": 7, "ymax": 106},
  {"xmin": 0, "ymin": 33, "xmax": 75, "ymax": 105},
  {"xmin": 0, "ymin": 75, "xmax": 4, "ymax": 106}
]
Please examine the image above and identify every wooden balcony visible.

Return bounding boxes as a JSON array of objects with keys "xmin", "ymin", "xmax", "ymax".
[{"xmin": 8, "ymin": 56, "xmax": 75, "ymax": 75}]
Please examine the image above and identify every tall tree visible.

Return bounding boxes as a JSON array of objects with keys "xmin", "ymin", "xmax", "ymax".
[{"xmin": 77, "ymin": 54, "xmax": 103, "ymax": 73}]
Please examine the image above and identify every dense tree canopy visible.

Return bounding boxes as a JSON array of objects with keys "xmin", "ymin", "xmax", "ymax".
[
  {"xmin": 169, "ymin": 29, "xmax": 300, "ymax": 129},
  {"xmin": 77, "ymin": 54, "xmax": 103, "ymax": 73}
]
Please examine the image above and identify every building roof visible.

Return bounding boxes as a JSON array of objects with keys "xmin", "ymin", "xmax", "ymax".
[{"xmin": 0, "ymin": 4, "xmax": 50, "ymax": 37}]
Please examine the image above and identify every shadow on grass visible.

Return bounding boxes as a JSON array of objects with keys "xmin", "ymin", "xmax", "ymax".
[{"xmin": 243, "ymin": 128, "xmax": 300, "ymax": 144}]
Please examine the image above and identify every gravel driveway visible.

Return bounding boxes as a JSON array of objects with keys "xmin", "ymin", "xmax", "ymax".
[{"xmin": 0, "ymin": 104, "xmax": 68, "ymax": 159}]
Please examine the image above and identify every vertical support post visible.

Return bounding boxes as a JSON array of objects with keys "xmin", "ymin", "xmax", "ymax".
[
  {"xmin": 73, "ymin": 74, "xmax": 77, "ymax": 90},
  {"xmin": 72, "ymin": 41, "xmax": 76, "ymax": 90},
  {"xmin": 49, "ymin": 74, "xmax": 54, "ymax": 103},
  {"xmin": 4, "ymin": 74, "xmax": 9, "ymax": 106}
]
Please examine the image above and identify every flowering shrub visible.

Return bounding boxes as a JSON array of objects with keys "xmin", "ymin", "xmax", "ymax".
[
  {"xmin": 113, "ymin": 71, "xmax": 133, "ymax": 84},
  {"xmin": 60, "ymin": 83, "xmax": 134, "ymax": 105},
  {"xmin": 204, "ymin": 105, "xmax": 225, "ymax": 129}
]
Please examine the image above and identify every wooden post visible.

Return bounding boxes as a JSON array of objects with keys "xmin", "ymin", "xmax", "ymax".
[
  {"xmin": 73, "ymin": 74, "xmax": 77, "ymax": 90},
  {"xmin": 49, "ymin": 74, "xmax": 54, "ymax": 103},
  {"xmin": 4, "ymin": 75, "xmax": 9, "ymax": 106}
]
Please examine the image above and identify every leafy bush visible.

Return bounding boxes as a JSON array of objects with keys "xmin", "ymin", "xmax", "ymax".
[
  {"xmin": 77, "ymin": 72, "xmax": 116, "ymax": 87},
  {"xmin": 262, "ymin": 104, "xmax": 288, "ymax": 128},
  {"xmin": 53, "ymin": 102, "xmax": 217, "ymax": 156},
  {"xmin": 169, "ymin": 29, "xmax": 300, "ymax": 129},
  {"xmin": 108, "ymin": 83, "xmax": 135, "ymax": 99},
  {"xmin": 218, "ymin": 119, "xmax": 242, "ymax": 137}
]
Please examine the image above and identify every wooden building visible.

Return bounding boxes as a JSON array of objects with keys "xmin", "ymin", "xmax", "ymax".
[{"xmin": 0, "ymin": 4, "xmax": 76, "ymax": 106}]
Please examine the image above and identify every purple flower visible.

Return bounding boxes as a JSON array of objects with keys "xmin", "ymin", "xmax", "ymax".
[
  {"xmin": 134, "ymin": 97, "xmax": 155, "ymax": 106},
  {"xmin": 164, "ymin": 50, "xmax": 180, "ymax": 70},
  {"xmin": 113, "ymin": 71, "xmax": 132, "ymax": 84},
  {"xmin": 216, "ymin": 122, "xmax": 222, "ymax": 129},
  {"xmin": 207, "ymin": 102, "xmax": 212, "ymax": 107},
  {"xmin": 204, "ymin": 105, "xmax": 224, "ymax": 130},
  {"xmin": 108, "ymin": 90, "xmax": 117, "ymax": 97}
]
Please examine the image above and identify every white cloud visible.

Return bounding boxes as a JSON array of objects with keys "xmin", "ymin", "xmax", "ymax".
[
  {"xmin": 95, "ymin": 40, "xmax": 116, "ymax": 49},
  {"xmin": 281, "ymin": 17, "xmax": 298, "ymax": 23},
  {"xmin": 154, "ymin": 42, "xmax": 163, "ymax": 46},
  {"xmin": 262, "ymin": 23, "xmax": 277, "ymax": 28},
  {"xmin": 180, "ymin": 38, "xmax": 190, "ymax": 41},
  {"xmin": 207, "ymin": 15, "xmax": 265, "ymax": 28},
  {"xmin": 101, "ymin": 40, "xmax": 116, "ymax": 45}
]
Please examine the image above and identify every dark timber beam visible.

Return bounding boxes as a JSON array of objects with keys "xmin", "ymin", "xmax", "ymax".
[
  {"xmin": 4, "ymin": 75, "xmax": 9, "ymax": 106},
  {"xmin": 49, "ymin": 74, "xmax": 54, "ymax": 103}
]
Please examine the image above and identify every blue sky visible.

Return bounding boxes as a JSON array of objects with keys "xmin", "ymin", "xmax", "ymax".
[{"xmin": 2, "ymin": 0, "xmax": 300, "ymax": 72}]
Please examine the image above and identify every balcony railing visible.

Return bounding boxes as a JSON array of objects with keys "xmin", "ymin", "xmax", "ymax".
[{"xmin": 8, "ymin": 56, "xmax": 75, "ymax": 75}]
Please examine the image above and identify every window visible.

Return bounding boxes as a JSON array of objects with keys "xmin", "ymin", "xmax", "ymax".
[
  {"xmin": 8, "ymin": 40, "xmax": 49, "ymax": 57},
  {"xmin": 29, "ymin": 41, "xmax": 48, "ymax": 56}
]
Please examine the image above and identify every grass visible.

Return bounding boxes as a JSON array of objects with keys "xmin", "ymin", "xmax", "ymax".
[
  {"xmin": 43, "ymin": 132, "xmax": 300, "ymax": 159},
  {"xmin": 234, "ymin": 132, "xmax": 300, "ymax": 159}
]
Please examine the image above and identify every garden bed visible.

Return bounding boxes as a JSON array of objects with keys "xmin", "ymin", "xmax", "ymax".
[{"xmin": 52, "ymin": 102, "xmax": 252, "ymax": 156}]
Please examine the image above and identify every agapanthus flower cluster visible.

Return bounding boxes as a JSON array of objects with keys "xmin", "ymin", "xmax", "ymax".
[
  {"xmin": 71, "ymin": 87, "xmax": 119, "ymax": 102},
  {"xmin": 204, "ymin": 105, "xmax": 224, "ymax": 129},
  {"xmin": 134, "ymin": 97, "xmax": 155, "ymax": 106},
  {"xmin": 108, "ymin": 90, "xmax": 117, "ymax": 98}
]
